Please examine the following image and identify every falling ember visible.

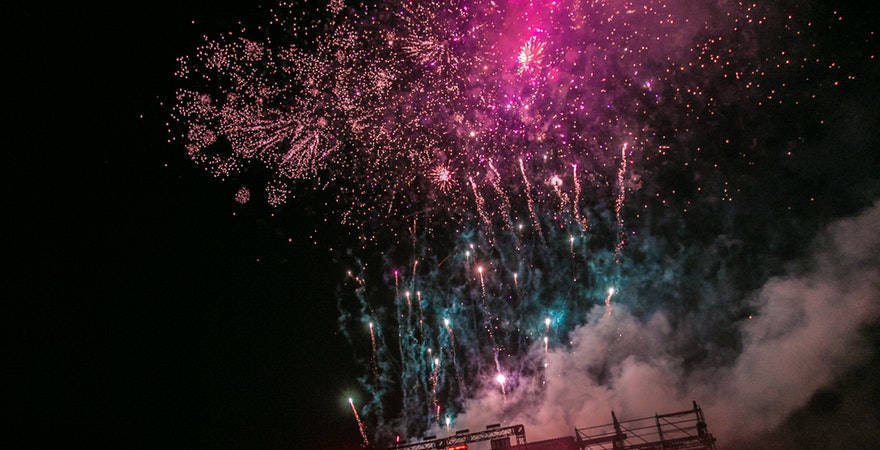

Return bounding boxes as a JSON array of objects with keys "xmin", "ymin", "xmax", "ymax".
[
  {"xmin": 605, "ymin": 287, "xmax": 616, "ymax": 317},
  {"xmin": 443, "ymin": 317, "xmax": 465, "ymax": 398},
  {"xmin": 550, "ymin": 174, "xmax": 571, "ymax": 215},
  {"xmin": 487, "ymin": 159, "xmax": 516, "ymax": 231},
  {"xmin": 470, "ymin": 177, "xmax": 495, "ymax": 246},
  {"xmin": 477, "ymin": 265, "xmax": 502, "ymax": 372},
  {"xmin": 614, "ymin": 143, "xmax": 629, "ymax": 265},
  {"xmin": 477, "ymin": 266, "xmax": 487, "ymax": 312},
  {"xmin": 495, "ymin": 372, "xmax": 507, "ymax": 400},
  {"xmin": 518, "ymin": 158, "xmax": 544, "ymax": 243},
  {"xmin": 349, "ymin": 398, "xmax": 370, "ymax": 448},
  {"xmin": 444, "ymin": 317, "xmax": 455, "ymax": 347},
  {"xmin": 417, "ymin": 290, "xmax": 425, "ymax": 340},
  {"xmin": 572, "ymin": 163, "xmax": 589, "ymax": 232},
  {"xmin": 369, "ymin": 322, "xmax": 379, "ymax": 385},
  {"xmin": 431, "ymin": 356, "xmax": 441, "ymax": 419}
]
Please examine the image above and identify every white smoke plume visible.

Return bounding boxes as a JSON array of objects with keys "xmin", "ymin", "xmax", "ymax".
[{"xmin": 445, "ymin": 201, "xmax": 880, "ymax": 449}]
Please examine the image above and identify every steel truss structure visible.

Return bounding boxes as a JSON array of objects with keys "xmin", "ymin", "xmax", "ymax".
[
  {"xmin": 387, "ymin": 402, "xmax": 716, "ymax": 450},
  {"xmin": 574, "ymin": 402, "xmax": 716, "ymax": 450},
  {"xmin": 392, "ymin": 424, "xmax": 527, "ymax": 450}
]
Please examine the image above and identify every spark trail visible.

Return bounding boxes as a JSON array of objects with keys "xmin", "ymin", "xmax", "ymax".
[
  {"xmin": 369, "ymin": 322, "xmax": 379, "ymax": 385},
  {"xmin": 604, "ymin": 287, "xmax": 616, "ymax": 317},
  {"xmin": 614, "ymin": 143, "xmax": 629, "ymax": 265},
  {"xmin": 350, "ymin": 397, "xmax": 371, "ymax": 448},
  {"xmin": 518, "ymin": 158, "xmax": 545, "ymax": 245},
  {"xmin": 572, "ymin": 164, "xmax": 589, "ymax": 233}
]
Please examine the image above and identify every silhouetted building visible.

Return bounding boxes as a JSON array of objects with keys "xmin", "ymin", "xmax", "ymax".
[{"xmin": 389, "ymin": 402, "xmax": 716, "ymax": 450}]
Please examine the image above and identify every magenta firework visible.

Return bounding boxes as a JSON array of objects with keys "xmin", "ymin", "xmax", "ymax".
[{"xmin": 172, "ymin": 1, "xmax": 878, "ymax": 447}]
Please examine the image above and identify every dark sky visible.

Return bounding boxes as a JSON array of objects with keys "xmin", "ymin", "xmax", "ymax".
[{"xmin": 10, "ymin": 2, "xmax": 362, "ymax": 449}]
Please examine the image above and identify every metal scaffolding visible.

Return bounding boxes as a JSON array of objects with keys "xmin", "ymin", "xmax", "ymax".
[
  {"xmin": 391, "ymin": 424, "xmax": 527, "ymax": 450},
  {"xmin": 574, "ymin": 402, "xmax": 717, "ymax": 450},
  {"xmin": 386, "ymin": 402, "xmax": 717, "ymax": 450}
]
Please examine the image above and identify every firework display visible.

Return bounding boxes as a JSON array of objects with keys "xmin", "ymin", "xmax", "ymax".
[{"xmin": 172, "ymin": 0, "xmax": 878, "ymax": 447}]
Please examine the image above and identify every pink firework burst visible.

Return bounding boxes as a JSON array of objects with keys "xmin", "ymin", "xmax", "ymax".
[
  {"xmin": 429, "ymin": 164, "xmax": 455, "ymax": 193},
  {"xmin": 234, "ymin": 186, "xmax": 251, "ymax": 204},
  {"xmin": 517, "ymin": 36, "xmax": 545, "ymax": 74}
]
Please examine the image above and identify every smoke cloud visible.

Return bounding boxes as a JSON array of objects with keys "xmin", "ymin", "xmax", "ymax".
[{"xmin": 448, "ymin": 202, "xmax": 880, "ymax": 449}]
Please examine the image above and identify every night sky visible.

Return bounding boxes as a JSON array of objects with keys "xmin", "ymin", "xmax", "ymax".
[
  {"xmin": 10, "ymin": 1, "xmax": 880, "ymax": 450},
  {"xmin": 11, "ymin": 2, "xmax": 360, "ymax": 449}
]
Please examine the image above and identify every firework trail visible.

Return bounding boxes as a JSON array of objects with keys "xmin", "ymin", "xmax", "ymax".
[
  {"xmin": 443, "ymin": 317, "xmax": 466, "ymax": 401},
  {"xmin": 469, "ymin": 177, "xmax": 496, "ymax": 246},
  {"xmin": 443, "ymin": 318, "xmax": 455, "ymax": 348},
  {"xmin": 518, "ymin": 158, "xmax": 545, "ymax": 244},
  {"xmin": 416, "ymin": 291, "xmax": 425, "ymax": 342},
  {"xmin": 350, "ymin": 397, "xmax": 371, "ymax": 448},
  {"xmin": 172, "ymin": 0, "xmax": 878, "ymax": 447},
  {"xmin": 430, "ymin": 354, "xmax": 440, "ymax": 421},
  {"xmin": 369, "ymin": 322, "xmax": 379, "ymax": 385},
  {"xmin": 475, "ymin": 265, "xmax": 501, "ymax": 373},
  {"xmin": 487, "ymin": 159, "xmax": 516, "ymax": 231},
  {"xmin": 495, "ymin": 373, "xmax": 507, "ymax": 401},
  {"xmin": 604, "ymin": 287, "xmax": 615, "ymax": 317},
  {"xmin": 571, "ymin": 164, "xmax": 589, "ymax": 233},
  {"xmin": 542, "ymin": 317, "xmax": 552, "ymax": 354},
  {"xmin": 614, "ymin": 143, "xmax": 629, "ymax": 266}
]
